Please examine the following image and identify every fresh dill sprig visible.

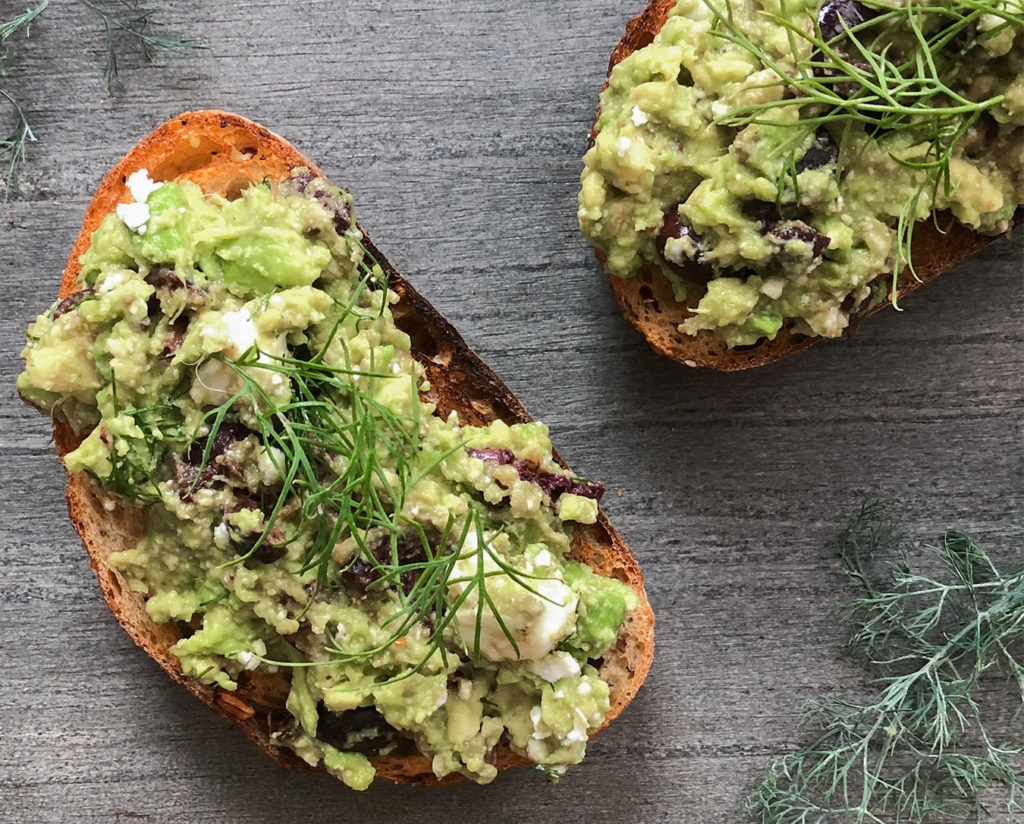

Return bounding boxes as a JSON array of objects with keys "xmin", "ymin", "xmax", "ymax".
[
  {"xmin": 0, "ymin": 0, "xmax": 200, "ymax": 194},
  {"xmin": 173, "ymin": 266, "xmax": 552, "ymax": 681},
  {"xmin": 0, "ymin": 1, "xmax": 47, "ymax": 198},
  {"xmin": 78, "ymin": 0, "xmax": 204, "ymax": 92},
  {"xmin": 707, "ymin": 0, "xmax": 1021, "ymax": 302},
  {"xmin": 0, "ymin": 1, "xmax": 46, "ymax": 49},
  {"xmin": 748, "ymin": 503, "xmax": 1024, "ymax": 823},
  {"xmin": 1, "ymin": 89, "xmax": 34, "ymax": 198}
]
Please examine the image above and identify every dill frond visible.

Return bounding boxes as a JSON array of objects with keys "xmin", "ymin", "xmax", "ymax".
[
  {"xmin": 748, "ymin": 503, "xmax": 1024, "ymax": 823},
  {"xmin": 0, "ymin": 0, "xmax": 201, "ymax": 194},
  {"xmin": 0, "ymin": 1, "xmax": 48, "ymax": 198},
  {"xmin": 77, "ymin": 0, "xmax": 204, "ymax": 93}
]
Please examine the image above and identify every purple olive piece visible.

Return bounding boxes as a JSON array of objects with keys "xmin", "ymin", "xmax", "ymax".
[
  {"xmin": 174, "ymin": 422, "xmax": 248, "ymax": 494},
  {"xmin": 769, "ymin": 220, "xmax": 831, "ymax": 259},
  {"xmin": 818, "ymin": 0, "xmax": 874, "ymax": 41},
  {"xmin": 658, "ymin": 208, "xmax": 705, "ymax": 266},
  {"xmin": 741, "ymin": 200, "xmax": 782, "ymax": 224},
  {"xmin": 813, "ymin": 0, "xmax": 878, "ymax": 99},
  {"xmin": 795, "ymin": 128, "xmax": 839, "ymax": 172},
  {"xmin": 144, "ymin": 266, "xmax": 185, "ymax": 292},
  {"xmin": 342, "ymin": 531, "xmax": 431, "ymax": 596},
  {"xmin": 161, "ymin": 317, "xmax": 189, "ymax": 357},
  {"xmin": 52, "ymin": 289, "xmax": 95, "ymax": 319},
  {"xmin": 316, "ymin": 706, "xmax": 398, "ymax": 756},
  {"xmin": 280, "ymin": 171, "xmax": 352, "ymax": 234},
  {"xmin": 466, "ymin": 447, "xmax": 606, "ymax": 502}
]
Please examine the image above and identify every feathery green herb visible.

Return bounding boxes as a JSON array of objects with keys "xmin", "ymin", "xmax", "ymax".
[
  {"xmin": 748, "ymin": 503, "xmax": 1024, "ymax": 823},
  {"xmin": 173, "ymin": 266, "xmax": 550, "ymax": 681},
  {"xmin": 708, "ymin": 0, "xmax": 1022, "ymax": 302},
  {"xmin": 0, "ymin": 1, "xmax": 47, "ymax": 197},
  {"xmin": 78, "ymin": 0, "xmax": 203, "ymax": 92},
  {"xmin": 0, "ymin": 0, "xmax": 200, "ymax": 196}
]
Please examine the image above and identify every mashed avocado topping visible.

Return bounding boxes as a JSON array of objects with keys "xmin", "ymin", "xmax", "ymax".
[
  {"xmin": 579, "ymin": 0, "xmax": 1023, "ymax": 346},
  {"xmin": 19, "ymin": 169, "xmax": 637, "ymax": 788}
]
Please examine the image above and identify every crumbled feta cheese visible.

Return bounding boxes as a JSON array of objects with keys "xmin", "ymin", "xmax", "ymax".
[
  {"xmin": 449, "ymin": 535, "xmax": 578, "ymax": 662},
  {"xmin": 529, "ymin": 651, "xmax": 582, "ymax": 683},
  {"xmin": 218, "ymin": 308, "xmax": 258, "ymax": 358},
  {"xmin": 528, "ymin": 698, "xmax": 591, "ymax": 748},
  {"xmin": 257, "ymin": 447, "xmax": 284, "ymax": 486},
  {"xmin": 760, "ymin": 277, "xmax": 786, "ymax": 300},
  {"xmin": 630, "ymin": 105, "xmax": 648, "ymax": 126},
  {"xmin": 115, "ymin": 169, "xmax": 163, "ymax": 234},
  {"xmin": 237, "ymin": 651, "xmax": 260, "ymax": 671},
  {"xmin": 529, "ymin": 705, "xmax": 543, "ymax": 734},
  {"xmin": 115, "ymin": 201, "xmax": 151, "ymax": 233},
  {"xmin": 99, "ymin": 271, "xmax": 127, "ymax": 293},
  {"xmin": 616, "ymin": 136, "xmax": 632, "ymax": 157},
  {"xmin": 213, "ymin": 522, "xmax": 231, "ymax": 549},
  {"xmin": 125, "ymin": 168, "xmax": 163, "ymax": 203},
  {"xmin": 191, "ymin": 359, "xmax": 240, "ymax": 406},
  {"xmin": 563, "ymin": 708, "xmax": 590, "ymax": 744}
]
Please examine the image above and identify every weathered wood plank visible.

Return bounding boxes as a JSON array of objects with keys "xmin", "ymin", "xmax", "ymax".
[{"xmin": 1, "ymin": 1, "xmax": 1020, "ymax": 822}]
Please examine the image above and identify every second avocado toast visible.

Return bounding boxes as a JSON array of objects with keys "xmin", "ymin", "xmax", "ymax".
[{"xmin": 580, "ymin": 0, "xmax": 1022, "ymax": 369}]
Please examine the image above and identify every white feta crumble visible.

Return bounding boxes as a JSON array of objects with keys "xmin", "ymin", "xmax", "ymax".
[
  {"xmin": 616, "ymin": 136, "xmax": 632, "ymax": 157},
  {"xmin": 529, "ymin": 651, "xmax": 582, "ymax": 683},
  {"xmin": 115, "ymin": 201, "xmax": 151, "ymax": 233},
  {"xmin": 236, "ymin": 651, "xmax": 260, "ymax": 671},
  {"xmin": 213, "ymin": 522, "xmax": 231, "ymax": 549},
  {"xmin": 630, "ymin": 105, "xmax": 648, "ymax": 126},
  {"xmin": 760, "ymin": 277, "xmax": 786, "ymax": 300},
  {"xmin": 449, "ymin": 534, "xmax": 578, "ymax": 662},
  {"xmin": 529, "ymin": 705, "xmax": 544, "ymax": 737},
  {"xmin": 125, "ymin": 168, "xmax": 164, "ymax": 203},
  {"xmin": 563, "ymin": 708, "xmax": 590, "ymax": 745},
  {"xmin": 257, "ymin": 447, "xmax": 284, "ymax": 486},
  {"xmin": 115, "ymin": 169, "xmax": 163, "ymax": 234},
  {"xmin": 99, "ymin": 271, "xmax": 128, "ymax": 293},
  {"xmin": 528, "ymin": 700, "xmax": 590, "ymax": 749},
  {"xmin": 217, "ymin": 308, "xmax": 259, "ymax": 358}
]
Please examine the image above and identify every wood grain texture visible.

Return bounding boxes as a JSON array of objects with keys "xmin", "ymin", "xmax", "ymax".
[{"xmin": 1, "ymin": 1, "xmax": 1021, "ymax": 822}]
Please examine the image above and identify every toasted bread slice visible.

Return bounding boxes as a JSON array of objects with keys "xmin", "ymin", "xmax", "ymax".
[
  {"xmin": 591, "ymin": 0, "xmax": 1020, "ymax": 370},
  {"xmin": 51, "ymin": 111, "xmax": 654, "ymax": 786}
]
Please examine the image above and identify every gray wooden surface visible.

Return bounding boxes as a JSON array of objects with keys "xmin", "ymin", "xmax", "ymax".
[{"xmin": 1, "ymin": 2, "xmax": 1021, "ymax": 822}]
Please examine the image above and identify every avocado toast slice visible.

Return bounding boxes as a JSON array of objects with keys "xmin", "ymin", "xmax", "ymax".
[
  {"xmin": 583, "ymin": 0, "xmax": 1021, "ymax": 370},
  {"xmin": 27, "ymin": 111, "xmax": 654, "ymax": 787}
]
